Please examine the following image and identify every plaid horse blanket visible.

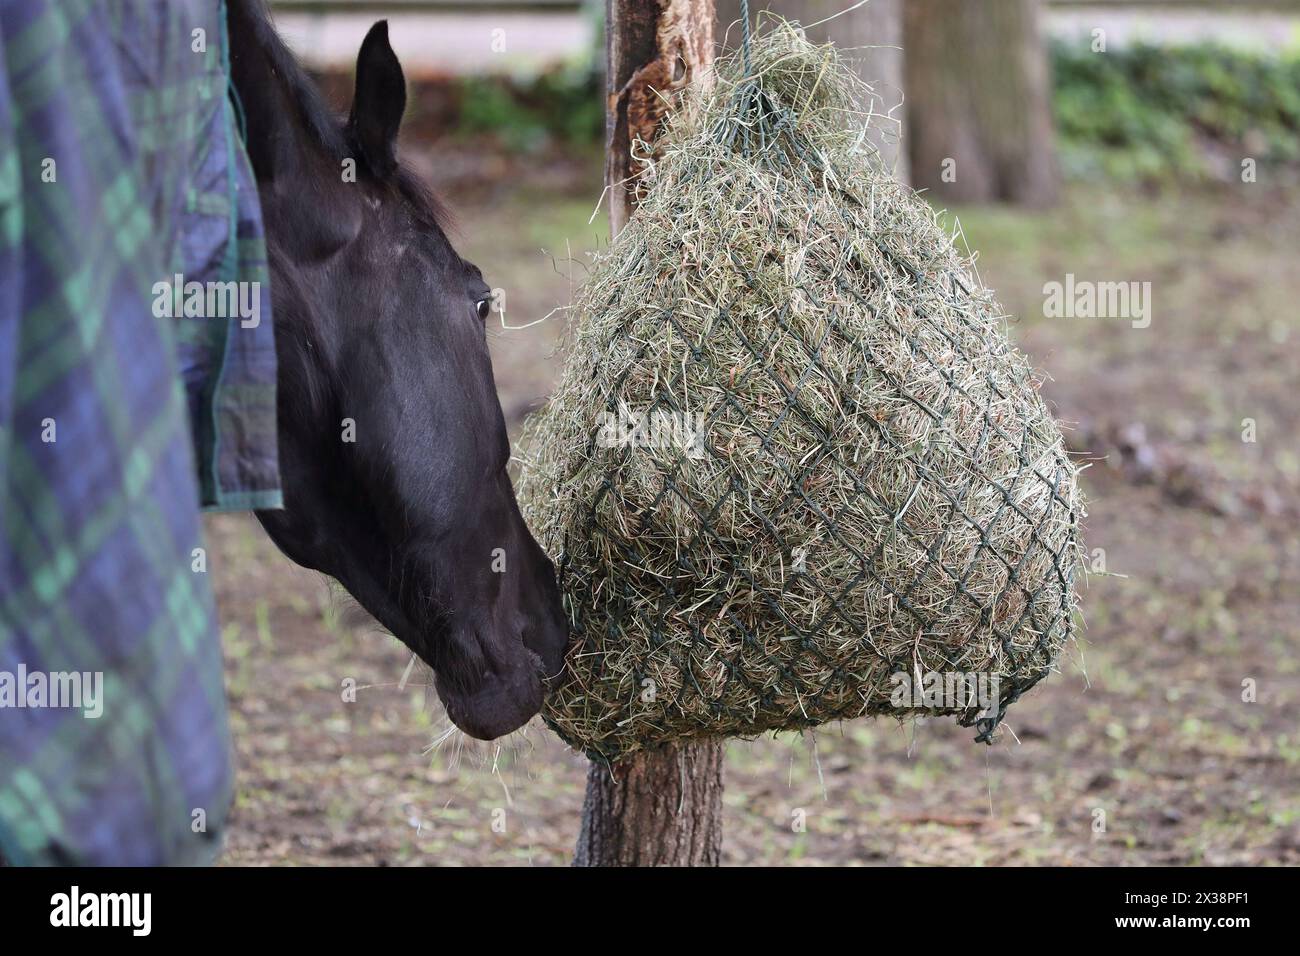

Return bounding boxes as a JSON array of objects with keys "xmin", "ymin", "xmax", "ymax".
[{"xmin": 0, "ymin": 0, "xmax": 280, "ymax": 864}]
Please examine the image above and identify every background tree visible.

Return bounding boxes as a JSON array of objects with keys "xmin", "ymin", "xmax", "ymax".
[{"xmin": 903, "ymin": 0, "xmax": 1060, "ymax": 206}]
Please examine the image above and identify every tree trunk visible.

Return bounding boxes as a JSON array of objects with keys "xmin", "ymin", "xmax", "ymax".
[
  {"xmin": 575, "ymin": 740, "xmax": 724, "ymax": 866},
  {"xmin": 716, "ymin": 0, "xmax": 907, "ymax": 182},
  {"xmin": 903, "ymin": 0, "xmax": 1060, "ymax": 206},
  {"xmin": 605, "ymin": 0, "xmax": 716, "ymax": 236},
  {"xmin": 574, "ymin": 0, "xmax": 724, "ymax": 868}
]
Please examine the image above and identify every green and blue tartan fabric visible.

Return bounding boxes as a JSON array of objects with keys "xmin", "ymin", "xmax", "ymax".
[{"xmin": 0, "ymin": 0, "xmax": 281, "ymax": 864}]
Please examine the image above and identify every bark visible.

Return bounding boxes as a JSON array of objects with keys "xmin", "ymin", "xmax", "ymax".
[
  {"xmin": 605, "ymin": 0, "xmax": 715, "ymax": 235},
  {"xmin": 576, "ymin": 0, "xmax": 724, "ymax": 867},
  {"xmin": 575, "ymin": 740, "xmax": 725, "ymax": 866},
  {"xmin": 903, "ymin": 0, "xmax": 1060, "ymax": 206},
  {"xmin": 716, "ymin": 0, "xmax": 907, "ymax": 182}
]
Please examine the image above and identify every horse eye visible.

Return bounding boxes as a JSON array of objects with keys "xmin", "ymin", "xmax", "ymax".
[{"xmin": 475, "ymin": 298, "xmax": 491, "ymax": 321}]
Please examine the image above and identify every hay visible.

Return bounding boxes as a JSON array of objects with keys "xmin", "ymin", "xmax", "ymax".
[{"xmin": 518, "ymin": 21, "xmax": 1084, "ymax": 761}]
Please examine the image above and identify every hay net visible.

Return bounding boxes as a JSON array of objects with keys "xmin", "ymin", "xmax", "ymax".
[{"xmin": 518, "ymin": 16, "xmax": 1084, "ymax": 762}]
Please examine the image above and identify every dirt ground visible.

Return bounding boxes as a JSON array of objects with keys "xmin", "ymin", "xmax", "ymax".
[{"xmin": 211, "ymin": 146, "xmax": 1299, "ymax": 866}]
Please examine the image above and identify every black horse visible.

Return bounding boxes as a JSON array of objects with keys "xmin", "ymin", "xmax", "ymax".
[{"xmin": 226, "ymin": 1, "xmax": 567, "ymax": 740}]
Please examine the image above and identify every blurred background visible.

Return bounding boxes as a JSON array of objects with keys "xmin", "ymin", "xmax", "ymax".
[{"xmin": 210, "ymin": 0, "xmax": 1300, "ymax": 865}]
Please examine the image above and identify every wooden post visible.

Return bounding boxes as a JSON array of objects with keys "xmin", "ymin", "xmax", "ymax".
[
  {"xmin": 575, "ymin": 738, "xmax": 724, "ymax": 866},
  {"xmin": 573, "ymin": 0, "xmax": 723, "ymax": 868},
  {"xmin": 603, "ymin": 0, "xmax": 716, "ymax": 235}
]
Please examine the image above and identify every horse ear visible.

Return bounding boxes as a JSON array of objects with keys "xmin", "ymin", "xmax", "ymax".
[{"xmin": 347, "ymin": 20, "xmax": 406, "ymax": 178}]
